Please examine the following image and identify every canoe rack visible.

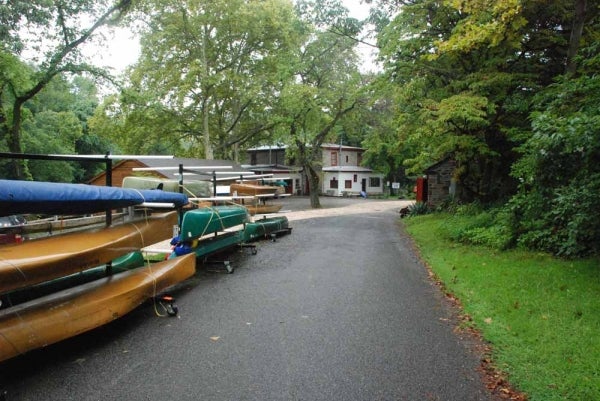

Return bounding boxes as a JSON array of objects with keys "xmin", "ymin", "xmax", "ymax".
[{"xmin": 201, "ymin": 243, "xmax": 257, "ymax": 274}]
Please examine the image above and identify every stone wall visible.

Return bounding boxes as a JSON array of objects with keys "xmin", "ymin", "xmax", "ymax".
[{"xmin": 426, "ymin": 159, "xmax": 456, "ymax": 207}]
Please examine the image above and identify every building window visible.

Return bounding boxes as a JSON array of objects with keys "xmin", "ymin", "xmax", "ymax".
[
  {"xmin": 250, "ymin": 152, "xmax": 257, "ymax": 165},
  {"xmin": 345, "ymin": 155, "xmax": 349, "ymax": 163},
  {"xmin": 329, "ymin": 178, "xmax": 338, "ymax": 189},
  {"xmin": 353, "ymin": 174, "xmax": 357, "ymax": 183},
  {"xmin": 357, "ymin": 152, "xmax": 363, "ymax": 165},
  {"xmin": 369, "ymin": 177, "xmax": 380, "ymax": 187},
  {"xmin": 331, "ymin": 152, "xmax": 338, "ymax": 166},
  {"xmin": 345, "ymin": 180, "xmax": 352, "ymax": 189}
]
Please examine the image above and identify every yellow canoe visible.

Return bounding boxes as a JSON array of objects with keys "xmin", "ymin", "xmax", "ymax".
[
  {"xmin": 0, "ymin": 211, "xmax": 178, "ymax": 294},
  {"xmin": 0, "ymin": 253, "xmax": 196, "ymax": 362}
]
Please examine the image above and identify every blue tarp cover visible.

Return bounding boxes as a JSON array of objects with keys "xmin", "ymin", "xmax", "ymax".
[{"xmin": 0, "ymin": 180, "xmax": 188, "ymax": 216}]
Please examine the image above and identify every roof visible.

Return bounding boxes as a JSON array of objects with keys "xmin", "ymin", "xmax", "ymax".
[
  {"xmin": 248, "ymin": 144, "xmax": 364, "ymax": 152},
  {"xmin": 246, "ymin": 145, "xmax": 288, "ymax": 151},
  {"xmin": 424, "ymin": 157, "xmax": 456, "ymax": 174},
  {"xmin": 133, "ymin": 157, "xmax": 248, "ymax": 179},
  {"xmin": 88, "ymin": 157, "xmax": 253, "ymax": 184},
  {"xmin": 322, "ymin": 166, "xmax": 375, "ymax": 173},
  {"xmin": 241, "ymin": 164, "xmax": 303, "ymax": 173},
  {"xmin": 321, "ymin": 143, "xmax": 364, "ymax": 151}
]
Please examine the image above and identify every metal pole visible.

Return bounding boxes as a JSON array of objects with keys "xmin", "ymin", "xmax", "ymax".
[
  {"xmin": 213, "ymin": 171, "xmax": 217, "ymax": 196},
  {"xmin": 105, "ymin": 157, "xmax": 113, "ymax": 227}
]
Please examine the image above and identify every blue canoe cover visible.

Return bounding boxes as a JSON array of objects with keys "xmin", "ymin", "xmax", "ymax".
[{"xmin": 0, "ymin": 180, "xmax": 188, "ymax": 216}]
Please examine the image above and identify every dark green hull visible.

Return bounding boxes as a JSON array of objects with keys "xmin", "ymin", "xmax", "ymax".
[
  {"xmin": 180, "ymin": 206, "xmax": 250, "ymax": 240},
  {"xmin": 192, "ymin": 231, "xmax": 244, "ymax": 258},
  {"xmin": 243, "ymin": 216, "xmax": 290, "ymax": 241}
]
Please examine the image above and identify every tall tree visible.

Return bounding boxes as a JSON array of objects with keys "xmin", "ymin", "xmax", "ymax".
[
  {"xmin": 94, "ymin": 0, "xmax": 303, "ymax": 160},
  {"xmin": 0, "ymin": 0, "xmax": 133, "ymax": 178},
  {"xmin": 373, "ymin": 0, "xmax": 588, "ymax": 203},
  {"xmin": 282, "ymin": 0, "xmax": 365, "ymax": 208}
]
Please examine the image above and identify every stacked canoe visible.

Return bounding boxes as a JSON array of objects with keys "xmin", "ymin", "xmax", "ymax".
[
  {"xmin": 0, "ymin": 179, "xmax": 292, "ymax": 363},
  {"xmin": 0, "ymin": 181, "xmax": 195, "ymax": 363}
]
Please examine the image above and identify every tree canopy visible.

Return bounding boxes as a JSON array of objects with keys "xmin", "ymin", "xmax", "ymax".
[{"xmin": 2, "ymin": 0, "xmax": 600, "ymax": 255}]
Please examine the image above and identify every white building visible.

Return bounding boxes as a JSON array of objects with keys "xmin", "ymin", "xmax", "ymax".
[
  {"xmin": 321, "ymin": 144, "xmax": 384, "ymax": 197},
  {"xmin": 245, "ymin": 144, "xmax": 384, "ymax": 197}
]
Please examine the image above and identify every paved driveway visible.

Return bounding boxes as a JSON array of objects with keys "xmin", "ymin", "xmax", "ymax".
[{"xmin": 0, "ymin": 197, "xmax": 495, "ymax": 401}]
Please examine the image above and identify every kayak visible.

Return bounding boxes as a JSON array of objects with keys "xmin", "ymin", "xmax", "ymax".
[
  {"xmin": 179, "ymin": 206, "xmax": 250, "ymax": 240},
  {"xmin": 0, "ymin": 253, "xmax": 196, "ymax": 362},
  {"xmin": 0, "ymin": 211, "xmax": 178, "ymax": 294},
  {"xmin": 0, "ymin": 179, "xmax": 188, "ymax": 216}
]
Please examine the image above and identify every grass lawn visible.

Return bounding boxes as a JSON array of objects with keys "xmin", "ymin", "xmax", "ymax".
[{"xmin": 403, "ymin": 213, "xmax": 600, "ymax": 401}]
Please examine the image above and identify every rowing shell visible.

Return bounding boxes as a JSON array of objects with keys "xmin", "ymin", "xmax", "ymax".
[
  {"xmin": 0, "ymin": 211, "xmax": 178, "ymax": 294},
  {"xmin": 0, "ymin": 253, "xmax": 196, "ymax": 362}
]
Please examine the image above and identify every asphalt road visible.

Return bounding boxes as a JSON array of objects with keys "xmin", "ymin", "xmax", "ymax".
[{"xmin": 0, "ymin": 197, "xmax": 495, "ymax": 401}]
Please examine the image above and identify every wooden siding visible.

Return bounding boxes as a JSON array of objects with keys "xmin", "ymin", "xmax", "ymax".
[{"xmin": 88, "ymin": 160, "xmax": 165, "ymax": 188}]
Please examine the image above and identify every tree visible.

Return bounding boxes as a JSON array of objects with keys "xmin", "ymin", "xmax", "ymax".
[
  {"xmin": 0, "ymin": 0, "xmax": 133, "ymax": 178},
  {"xmin": 372, "ymin": 0, "xmax": 589, "ymax": 203},
  {"xmin": 93, "ymin": 0, "xmax": 303, "ymax": 160},
  {"xmin": 282, "ymin": 0, "xmax": 365, "ymax": 208}
]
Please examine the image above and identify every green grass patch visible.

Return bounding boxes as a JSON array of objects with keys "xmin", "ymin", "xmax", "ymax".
[{"xmin": 404, "ymin": 213, "xmax": 600, "ymax": 401}]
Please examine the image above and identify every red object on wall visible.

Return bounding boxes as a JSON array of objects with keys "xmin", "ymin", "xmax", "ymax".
[{"xmin": 415, "ymin": 177, "xmax": 428, "ymax": 202}]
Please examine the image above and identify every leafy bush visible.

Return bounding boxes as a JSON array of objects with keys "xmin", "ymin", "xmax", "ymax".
[
  {"xmin": 510, "ymin": 174, "xmax": 600, "ymax": 257},
  {"xmin": 439, "ymin": 206, "xmax": 514, "ymax": 250},
  {"xmin": 407, "ymin": 201, "xmax": 430, "ymax": 216}
]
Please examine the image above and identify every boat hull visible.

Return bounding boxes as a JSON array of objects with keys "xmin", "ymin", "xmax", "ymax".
[
  {"xmin": 243, "ymin": 216, "xmax": 290, "ymax": 241},
  {"xmin": 179, "ymin": 206, "xmax": 249, "ymax": 240},
  {"xmin": 0, "ymin": 180, "xmax": 188, "ymax": 216},
  {"xmin": 0, "ymin": 251, "xmax": 145, "ymax": 308},
  {"xmin": 245, "ymin": 204, "xmax": 283, "ymax": 215},
  {"xmin": 0, "ymin": 253, "xmax": 196, "ymax": 362},
  {"xmin": 229, "ymin": 183, "xmax": 279, "ymax": 196},
  {"xmin": 122, "ymin": 176, "xmax": 212, "ymax": 198},
  {"xmin": 0, "ymin": 211, "xmax": 178, "ymax": 294}
]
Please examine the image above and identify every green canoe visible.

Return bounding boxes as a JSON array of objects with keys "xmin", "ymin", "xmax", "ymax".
[
  {"xmin": 243, "ymin": 216, "xmax": 290, "ymax": 242},
  {"xmin": 0, "ymin": 251, "xmax": 145, "ymax": 308},
  {"xmin": 179, "ymin": 206, "xmax": 250, "ymax": 240}
]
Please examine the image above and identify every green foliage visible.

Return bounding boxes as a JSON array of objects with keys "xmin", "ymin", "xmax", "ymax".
[
  {"xmin": 405, "ymin": 214, "xmax": 600, "ymax": 400},
  {"xmin": 0, "ymin": 0, "xmax": 134, "ymax": 178},
  {"xmin": 439, "ymin": 205, "xmax": 515, "ymax": 250},
  {"xmin": 104, "ymin": 0, "xmax": 304, "ymax": 159},
  {"xmin": 407, "ymin": 201, "xmax": 430, "ymax": 216},
  {"xmin": 508, "ymin": 66, "xmax": 600, "ymax": 257}
]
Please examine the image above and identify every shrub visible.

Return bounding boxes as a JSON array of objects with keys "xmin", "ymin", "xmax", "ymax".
[{"xmin": 408, "ymin": 201, "xmax": 430, "ymax": 216}]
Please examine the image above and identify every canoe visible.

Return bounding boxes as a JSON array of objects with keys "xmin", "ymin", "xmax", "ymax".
[
  {"xmin": 0, "ymin": 251, "xmax": 145, "ymax": 308},
  {"xmin": 229, "ymin": 182, "xmax": 280, "ymax": 196},
  {"xmin": 0, "ymin": 180, "xmax": 188, "ymax": 216},
  {"xmin": 122, "ymin": 176, "xmax": 212, "ymax": 198},
  {"xmin": 244, "ymin": 204, "xmax": 283, "ymax": 215},
  {"xmin": 0, "ymin": 211, "xmax": 178, "ymax": 294},
  {"xmin": 171, "ymin": 231, "xmax": 244, "ymax": 259},
  {"xmin": 0, "ymin": 253, "xmax": 196, "ymax": 362},
  {"xmin": 179, "ymin": 206, "xmax": 249, "ymax": 240},
  {"xmin": 243, "ymin": 216, "xmax": 290, "ymax": 242}
]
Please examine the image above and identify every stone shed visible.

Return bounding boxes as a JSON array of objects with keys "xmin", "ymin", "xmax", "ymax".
[{"xmin": 425, "ymin": 158, "xmax": 457, "ymax": 207}]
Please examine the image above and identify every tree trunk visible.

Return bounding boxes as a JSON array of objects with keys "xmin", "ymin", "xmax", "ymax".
[
  {"xmin": 8, "ymin": 99, "xmax": 25, "ymax": 179},
  {"xmin": 201, "ymin": 27, "xmax": 214, "ymax": 160},
  {"xmin": 566, "ymin": 0, "xmax": 587, "ymax": 74},
  {"xmin": 306, "ymin": 165, "xmax": 321, "ymax": 208}
]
